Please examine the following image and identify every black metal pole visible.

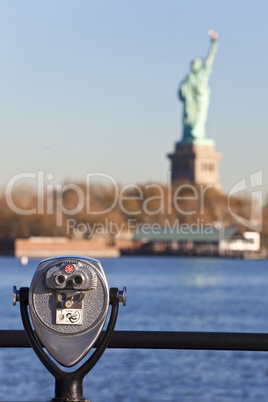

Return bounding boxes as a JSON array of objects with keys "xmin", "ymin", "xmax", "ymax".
[
  {"xmin": 53, "ymin": 376, "xmax": 85, "ymax": 402},
  {"xmin": 2, "ymin": 330, "xmax": 268, "ymax": 351}
]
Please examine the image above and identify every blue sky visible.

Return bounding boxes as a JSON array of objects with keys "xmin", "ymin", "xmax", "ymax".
[{"xmin": 0, "ymin": 0, "xmax": 267, "ymax": 194}]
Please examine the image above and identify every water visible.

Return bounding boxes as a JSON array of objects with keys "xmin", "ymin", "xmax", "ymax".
[{"xmin": 0, "ymin": 256, "xmax": 268, "ymax": 401}]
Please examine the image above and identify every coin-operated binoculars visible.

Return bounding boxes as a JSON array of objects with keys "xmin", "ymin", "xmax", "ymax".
[{"xmin": 13, "ymin": 256, "xmax": 126, "ymax": 402}]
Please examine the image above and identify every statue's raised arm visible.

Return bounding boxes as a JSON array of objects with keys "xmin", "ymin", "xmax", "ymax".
[{"xmin": 204, "ymin": 30, "xmax": 219, "ymax": 69}]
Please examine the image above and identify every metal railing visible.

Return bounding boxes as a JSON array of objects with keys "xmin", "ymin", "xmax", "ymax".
[{"xmin": 1, "ymin": 330, "xmax": 268, "ymax": 351}]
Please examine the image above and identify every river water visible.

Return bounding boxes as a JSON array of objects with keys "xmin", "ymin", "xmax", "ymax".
[{"xmin": 0, "ymin": 256, "xmax": 268, "ymax": 401}]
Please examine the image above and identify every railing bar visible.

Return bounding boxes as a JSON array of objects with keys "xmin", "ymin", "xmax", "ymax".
[{"xmin": 1, "ymin": 330, "xmax": 268, "ymax": 351}]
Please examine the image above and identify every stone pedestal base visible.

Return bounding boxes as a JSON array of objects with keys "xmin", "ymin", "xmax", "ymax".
[{"xmin": 168, "ymin": 143, "xmax": 222, "ymax": 189}]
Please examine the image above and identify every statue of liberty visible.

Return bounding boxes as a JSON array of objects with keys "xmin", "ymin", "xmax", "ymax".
[{"xmin": 179, "ymin": 30, "xmax": 218, "ymax": 144}]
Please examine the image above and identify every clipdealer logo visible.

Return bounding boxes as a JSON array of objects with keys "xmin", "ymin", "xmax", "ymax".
[
  {"xmin": 5, "ymin": 171, "xmax": 213, "ymax": 226},
  {"xmin": 66, "ymin": 218, "xmax": 214, "ymax": 239},
  {"xmin": 228, "ymin": 170, "xmax": 263, "ymax": 232},
  {"xmin": 5, "ymin": 170, "xmax": 264, "ymax": 233}
]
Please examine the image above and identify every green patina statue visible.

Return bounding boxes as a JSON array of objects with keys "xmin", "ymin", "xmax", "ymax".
[{"xmin": 178, "ymin": 30, "xmax": 218, "ymax": 145}]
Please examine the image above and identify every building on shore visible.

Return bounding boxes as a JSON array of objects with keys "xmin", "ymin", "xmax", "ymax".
[
  {"xmin": 14, "ymin": 237, "xmax": 134, "ymax": 259},
  {"xmin": 121, "ymin": 226, "xmax": 262, "ymax": 258}
]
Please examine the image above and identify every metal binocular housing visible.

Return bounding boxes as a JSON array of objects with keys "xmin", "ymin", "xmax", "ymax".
[{"xmin": 13, "ymin": 255, "xmax": 126, "ymax": 402}]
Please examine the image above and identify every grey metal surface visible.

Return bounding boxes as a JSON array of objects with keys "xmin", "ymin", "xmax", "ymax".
[
  {"xmin": 12, "ymin": 286, "xmax": 20, "ymax": 306},
  {"xmin": 28, "ymin": 256, "xmax": 109, "ymax": 367}
]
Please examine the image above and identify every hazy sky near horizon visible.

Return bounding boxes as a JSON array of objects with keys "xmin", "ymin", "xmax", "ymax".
[{"xmin": 0, "ymin": 0, "xmax": 267, "ymax": 195}]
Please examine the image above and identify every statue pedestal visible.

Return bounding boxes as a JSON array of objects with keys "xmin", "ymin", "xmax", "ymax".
[{"xmin": 168, "ymin": 142, "xmax": 222, "ymax": 189}]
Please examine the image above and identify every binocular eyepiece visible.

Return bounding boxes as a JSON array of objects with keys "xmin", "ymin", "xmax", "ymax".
[{"xmin": 45, "ymin": 261, "xmax": 98, "ymax": 290}]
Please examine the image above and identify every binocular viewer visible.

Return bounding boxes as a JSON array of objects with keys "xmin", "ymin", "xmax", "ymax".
[{"xmin": 13, "ymin": 256, "xmax": 126, "ymax": 401}]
